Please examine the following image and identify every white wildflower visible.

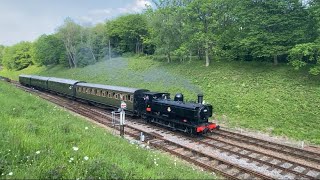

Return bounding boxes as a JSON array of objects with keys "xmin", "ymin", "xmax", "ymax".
[
  {"xmin": 8, "ymin": 172, "xmax": 13, "ymax": 176},
  {"xmin": 69, "ymin": 157, "xmax": 74, "ymax": 162},
  {"xmin": 84, "ymin": 156, "xmax": 89, "ymax": 161},
  {"xmin": 36, "ymin": 150, "xmax": 40, "ymax": 154},
  {"xmin": 73, "ymin": 147, "xmax": 79, "ymax": 151},
  {"xmin": 85, "ymin": 127, "xmax": 88, "ymax": 130}
]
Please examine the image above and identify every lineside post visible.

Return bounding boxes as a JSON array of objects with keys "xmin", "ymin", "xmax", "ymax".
[
  {"xmin": 120, "ymin": 109, "xmax": 125, "ymax": 138},
  {"xmin": 119, "ymin": 101, "xmax": 126, "ymax": 138}
]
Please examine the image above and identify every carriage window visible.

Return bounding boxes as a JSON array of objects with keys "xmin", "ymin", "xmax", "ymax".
[
  {"xmin": 108, "ymin": 92, "xmax": 112, "ymax": 98},
  {"xmin": 97, "ymin": 89, "xmax": 101, "ymax": 96},
  {"xmin": 86, "ymin": 88, "xmax": 91, "ymax": 94},
  {"xmin": 101, "ymin": 90, "xmax": 106, "ymax": 97},
  {"xmin": 77, "ymin": 87, "xmax": 82, "ymax": 93},
  {"xmin": 130, "ymin": 95, "xmax": 134, "ymax": 102},
  {"xmin": 91, "ymin": 89, "xmax": 96, "ymax": 95},
  {"xmin": 122, "ymin": 94, "xmax": 127, "ymax": 101},
  {"xmin": 115, "ymin": 94, "xmax": 119, "ymax": 99}
]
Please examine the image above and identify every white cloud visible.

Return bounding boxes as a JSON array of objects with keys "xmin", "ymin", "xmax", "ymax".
[
  {"xmin": 118, "ymin": 0, "xmax": 152, "ymax": 13},
  {"xmin": 77, "ymin": 0, "xmax": 152, "ymax": 25}
]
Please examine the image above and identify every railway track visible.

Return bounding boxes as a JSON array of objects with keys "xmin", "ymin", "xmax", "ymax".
[
  {"xmin": 212, "ymin": 129, "xmax": 320, "ymax": 165},
  {"xmin": 6, "ymin": 79, "xmax": 320, "ymax": 179}
]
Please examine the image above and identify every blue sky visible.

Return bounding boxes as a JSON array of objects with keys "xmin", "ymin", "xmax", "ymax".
[{"xmin": 0, "ymin": 0, "xmax": 152, "ymax": 46}]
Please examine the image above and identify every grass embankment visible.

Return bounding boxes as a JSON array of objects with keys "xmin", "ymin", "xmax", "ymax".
[
  {"xmin": 0, "ymin": 81, "xmax": 214, "ymax": 179},
  {"xmin": 1, "ymin": 57, "xmax": 320, "ymax": 144}
]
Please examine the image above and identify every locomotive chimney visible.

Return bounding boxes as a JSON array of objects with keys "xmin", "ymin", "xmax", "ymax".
[{"xmin": 198, "ymin": 94, "xmax": 203, "ymax": 104}]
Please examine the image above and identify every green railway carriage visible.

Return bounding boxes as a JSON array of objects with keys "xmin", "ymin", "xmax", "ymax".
[
  {"xmin": 75, "ymin": 82, "xmax": 148, "ymax": 113},
  {"xmin": 47, "ymin": 77, "xmax": 82, "ymax": 97},
  {"xmin": 19, "ymin": 74, "xmax": 32, "ymax": 86},
  {"xmin": 30, "ymin": 76, "xmax": 50, "ymax": 90}
]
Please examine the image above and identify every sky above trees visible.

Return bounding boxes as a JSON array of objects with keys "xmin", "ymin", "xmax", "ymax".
[{"xmin": 0, "ymin": 0, "xmax": 151, "ymax": 46}]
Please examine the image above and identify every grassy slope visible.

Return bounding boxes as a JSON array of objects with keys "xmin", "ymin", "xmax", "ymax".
[
  {"xmin": 1, "ymin": 57, "xmax": 319, "ymax": 144},
  {"xmin": 0, "ymin": 81, "xmax": 214, "ymax": 179}
]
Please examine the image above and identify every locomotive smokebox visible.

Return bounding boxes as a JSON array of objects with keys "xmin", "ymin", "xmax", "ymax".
[
  {"xmin": 174, "ymin": 93, "xmax": 184, "ymax": 102},
  {"xmin": 198, "ymin": 94, "xmax": 203, "ymax": 104}
]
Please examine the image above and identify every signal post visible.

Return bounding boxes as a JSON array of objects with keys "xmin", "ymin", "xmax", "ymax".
[{"xmin": 119, "ymin": 101, "xmax": 126, "ymax": 138}]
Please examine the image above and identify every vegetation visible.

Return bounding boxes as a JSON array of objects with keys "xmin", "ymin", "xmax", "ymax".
[
  {"xmin": 2, "ymin": 42, "xmax": 33, "ymax": 70},
  {"xmin": 0, "ymin": 45, "xmax": 4, "ymax": 65},
  {"xmin": 0, "ymin": 81, "xmax": 215, "ymax": 179},
  {"xmin": 1, "ymin": 0, "xmax": 320, "ymax": 74},
  {"xmin": 2, "ymin": 57, "xmax": 319, "ymax": 144}
]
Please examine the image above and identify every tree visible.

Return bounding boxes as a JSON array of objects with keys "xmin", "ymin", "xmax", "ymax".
[
  {"xmin": 32, "ymin": 34, "xmax": 66, "ymax": 66},
  {"xmin": 106, "ymin": 14, "xmax": 149, "ymax": 55},
  {"xmin": 57, "ymin": 18, "xmax": 82, "ymax": 68},
  {"xmin": 234, "ymin": 0, "xmax": 310, "ymax": 64},
  {"xmin": 2, "ymin": 42, "xmax": 33, "ymax": 70},
  {"xmin": 0, "ymin": 45, "xmax": 4, "ymax": 65},
  {"xmin": 185, "ymin": 0, "xmax": 218, "ymax": 66},
  {"xmin": 147, "ymin": 0, "xmax": 185, "ymax": 62},
  {"xmin": 288, "ymin": 43, "xmax": 320, "ymax": 75}
]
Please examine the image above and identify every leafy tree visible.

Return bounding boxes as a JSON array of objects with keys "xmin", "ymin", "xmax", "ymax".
[
  {"xmin": 288, "ymin": 43, "xmax": 320, "ymax": 75},
  {"xmin": 147, "ymin": 0, "xmax": 185, "ymax": 62},
  {"xmin": 91, "ymin": 23, "xmax": 109, "ymax": 60},
  {"xmin": 184, "ymin": 0, "xmax": 218, "ymax": 66},
  {"xmin": 57, "ymin": 18, "xmax": 82, "ymax": 68},
  {"xmin": 107, "ymin": 14, "xmax": 149, "ymax": 55},
  {"xmin": 2, "ymin": 42, "xmax": 33, "ymax": 70},
  {"xmin": 0, "ymin": 45, "xmax": 5, "ymax": 65},
  {"xmin": 32, "ymin": 34, "xmax": 66, "ymax": 66},
  {"xmin": 234, "ymin": 0, "xmax": 310, "ymax": 64}
]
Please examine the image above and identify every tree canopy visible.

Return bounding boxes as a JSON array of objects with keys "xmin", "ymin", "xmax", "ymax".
[{"xmin": 1, "ymin": 0, "xmax": 320, "ymax": 75}]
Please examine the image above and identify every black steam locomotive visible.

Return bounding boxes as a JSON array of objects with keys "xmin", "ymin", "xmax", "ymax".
[{"xmin": 19, "ymin": 75, "xmax": 219, "ymax": 134}]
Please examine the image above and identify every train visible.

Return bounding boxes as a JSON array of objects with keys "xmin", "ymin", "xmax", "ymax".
[{"xmin": 19, "ymin": 74, "xmax": 220, "ymax": 134}]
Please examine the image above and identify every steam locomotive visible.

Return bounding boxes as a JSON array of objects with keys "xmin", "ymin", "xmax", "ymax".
[{"xmin": 19, "ymin": 75, "xmax": 219, "ymax": 134}]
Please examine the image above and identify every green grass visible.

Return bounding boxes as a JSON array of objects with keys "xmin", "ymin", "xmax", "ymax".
[
  {"xmin": 0, "ymin": 81, "xmax": 215, "ymax": 179},
  {"xmin": 1, "ymin": 56, "xmax": 320, "ymax": 144}
]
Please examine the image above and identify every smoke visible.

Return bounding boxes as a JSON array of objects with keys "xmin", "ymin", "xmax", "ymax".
[{"xmin": 100, "ymin": 58, "xmax": 203, "ymax": 95}]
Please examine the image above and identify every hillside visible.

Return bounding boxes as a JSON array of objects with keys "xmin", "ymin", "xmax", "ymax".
[{"xmin": 1, "ymin": 57, "xmax": 320, "ymax": 144}]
